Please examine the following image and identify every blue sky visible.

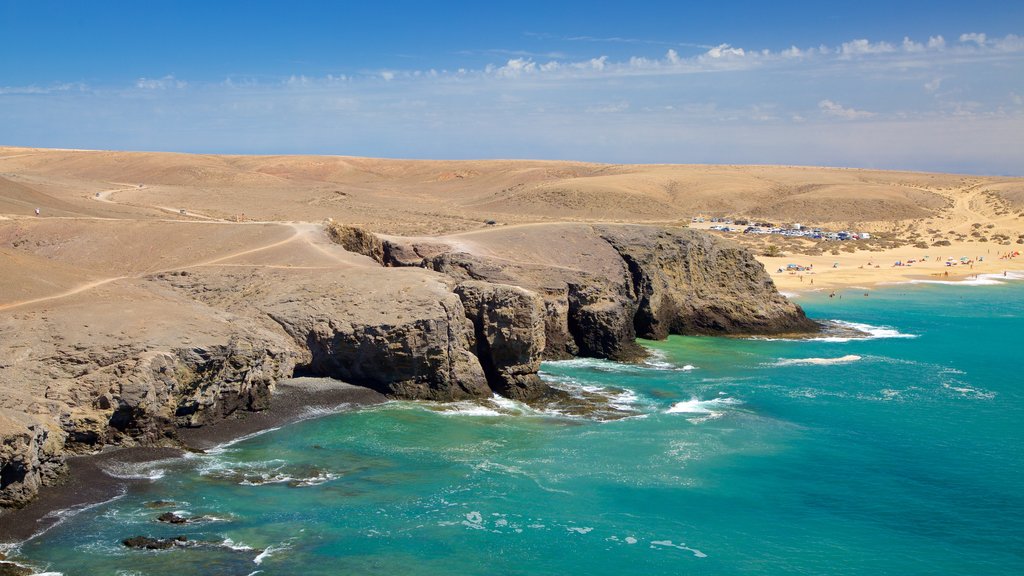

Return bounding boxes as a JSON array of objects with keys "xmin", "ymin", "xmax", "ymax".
[{"xmin": 2, "ymin": 1, "xmax": 1023, "ymax": 174}]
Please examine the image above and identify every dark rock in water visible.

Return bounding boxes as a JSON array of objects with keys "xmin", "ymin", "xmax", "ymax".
[
  {"xmin": 122, "ymin": 535, "xmax": 188, "ymax": 550},
  {"xmin": 0, "ymin": 561, "xmax": 33, "ymax": 576},
  {"xmin": 157, "ymin": 511, "xmax": 189, "ymax": 524},
  {"xmin": 145, "ymin": 500, "xmax": 176, "ymax": 509}
]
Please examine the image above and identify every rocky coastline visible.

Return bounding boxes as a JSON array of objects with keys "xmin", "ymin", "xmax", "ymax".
[{"xmin": 0, "ymin": 222, "xmax": 816, "ymax": 522}]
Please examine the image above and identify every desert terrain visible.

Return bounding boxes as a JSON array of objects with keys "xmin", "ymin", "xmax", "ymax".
[
  {"xmin": 1, "ymin": 145, "xmax": 1022, "ymax": 512},
  {"xmin": 2, "ymin": 146, "xmax": 1022, "ymax": 298}
]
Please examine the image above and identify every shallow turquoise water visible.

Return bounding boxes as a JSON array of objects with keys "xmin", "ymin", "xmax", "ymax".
[{"xmin": 9, "ymin": 281, "xmax": 1024, "ymax": 575}]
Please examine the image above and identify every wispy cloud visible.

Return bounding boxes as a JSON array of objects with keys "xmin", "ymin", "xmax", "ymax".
[
  {"xmin": 818, "ymin": 100, "xmax": 875, "ymax": 119},
  {"xmin": 135, "ymin": 75, "xmax": 188, "ymax": 90},
  {"xmin": 0, "ymin": 82, "xmax": 88, "ymax": 95}
]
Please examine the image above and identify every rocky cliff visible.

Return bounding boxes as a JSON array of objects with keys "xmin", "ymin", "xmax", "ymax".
[
  {"xmin": 1, "ymin": 222, "xmax": 815, "ymax": 510},
  {"xmin": 347, "ymin": 222, "xmax": 817, "ymax": 362}
]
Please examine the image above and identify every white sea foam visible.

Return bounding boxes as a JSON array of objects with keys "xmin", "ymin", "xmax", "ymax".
[
  {"xmin": 667, "ymin": 397, "xmax": 742, "ymax": 415},
  {"xmin": 205, "ymin": 427, "xmax": 282, "ymax": 455},
  {"xmin": 894, "ymin": 270, "xmax": 1024, "ymax": 286},
  {"xmin": 435, "ymin": 402, "xmax": 503, "ymax": 417},
  {"xmin": 566, "ymin": 526, "xmax": 593, "ymax": 534},
  {"xmin": 24, "ymin": 491, "xmax": 127, "ymax": 543},
  {"xmin": 101, "ymin": 463, "xmax": 166, "ymax": 481},
  {"xmin": 253, "ymin": 542, "xmax": 291, "ymax": 565},
  {"xmin": 643, "ymin": 350, "xmax": 698, "ymax": 371},
  {"xmin": 221, "ymin": 538, "xmax": 254, "ymax": 551},
  {"xmin": 941, "ymin": 382, "xmax": 996, "ymax": 399},
  {"xmin": 774, "ymin": 354, "xmax": 862, "ymax": 366},
  {"xmin": 650, "ymin": 539, "xmax": 708, "ymax": 558}
]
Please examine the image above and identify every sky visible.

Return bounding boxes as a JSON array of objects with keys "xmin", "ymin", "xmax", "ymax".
[{"xmin": 1, "ymin": 1, "xmax": 1023, "ymax": 174}]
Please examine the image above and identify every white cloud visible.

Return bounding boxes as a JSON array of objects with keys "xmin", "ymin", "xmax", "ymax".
[
  {"xmin": 839, "ymin": 39, "xmax": 896, "ymax": 57},
  {"xmin": 586, "ymin": 100, "xmax": 630, "ymax": 114},
  {"xmin": 705, "ymin": 44, "xmax": 745, "ymax": 58},
  {"xmin": 818, "ymin": 100, "xmax": 875, "ymax": 119},
  {"xmin": 902, "ymin": 37, "xmax": 925, "ymax": 52},
  {"xmin": 135, "ymin": 75, "xmax": 187, "ymax": 90},
  {"xmin": 4, "ymin": 31, "xmax": 1024, "ymax": 175},
  {"xmin": 959, "ymin": 32, "xmax": 987, "ymax": 46},
  {"xmin": 0, "ymin": 82, "xmax": 87, "ymax": 95},
  {"xmin": 993, "ymin": 34, "xmax": 1024, "ymax": 52}
]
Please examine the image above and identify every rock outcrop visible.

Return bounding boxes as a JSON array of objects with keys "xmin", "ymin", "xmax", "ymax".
[
  {"xmin": 595, "ymin": 225, "xmax": 819, "ymax": 337},
  {"xmin": 0, "ymin": 411, "xmax": 66, "ymax": 509},
  {"xmin": 1, "ymin": 221, "xmax": 815, "ymax": 511},
  {"xmin": 454, "ymin": 281, "xmax": 547, "ymax": 401},
  {"xmin": 359, "ymin": 223, "xmax": 816, "ymax": 362},
  {"xmin": 264, "ymin": 275, "xmax": 491, "ymax": 401}
]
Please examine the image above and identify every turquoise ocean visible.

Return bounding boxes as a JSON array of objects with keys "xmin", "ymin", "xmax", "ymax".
[{"xmin": 7, "ymin": 278, "xmax": 1024, "ymax": 575}]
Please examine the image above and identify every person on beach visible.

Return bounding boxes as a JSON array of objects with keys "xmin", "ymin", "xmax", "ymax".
[{"xmin": 35, "ymin": 208, "xmax": 40, "ymax": 215}]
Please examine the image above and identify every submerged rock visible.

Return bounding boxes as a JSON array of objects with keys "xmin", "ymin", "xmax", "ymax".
[
  {"xmin": 122, "ymin": 535, "xmax": 189, "ymax": 550},
  {"xmin": 0, "ymin": 561, "xmax": 32, "ymax": 576}
]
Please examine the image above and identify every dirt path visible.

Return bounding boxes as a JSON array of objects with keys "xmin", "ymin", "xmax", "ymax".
[
  {"xmin": 0, "ymin": 276, "xmax": 128, "ymax": 312},
  {"xmin": 0, "ymin": 220, "xmax": 372, "ymax": 311},
  {"xmin": 0, "ymin": 225, "xmax": 309, "ymax": 311}
]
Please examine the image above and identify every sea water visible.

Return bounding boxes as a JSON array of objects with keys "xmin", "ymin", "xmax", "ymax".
[{"xmin": 6, "ymin": 280, "xmax": 1024, "ymax": 575}]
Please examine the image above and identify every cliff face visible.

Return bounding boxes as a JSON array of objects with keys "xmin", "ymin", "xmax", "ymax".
[
  {"xmin": 454, "ymin": 281, "xmax": 547, "ymax": 401},
  {"xmin": 594, "ymin": 225, "xmax": 819, "ymax": 337},
  {"xmin": 0, "ymin": 411, "xmax": 65, "ymax": 509},
  {"xmin": 1, "ymin": 222, "xmax": 815, "ymax": 509},
  {"xmin": 358, "ymin": 223, "xmax": 816, "ymax": 362}
]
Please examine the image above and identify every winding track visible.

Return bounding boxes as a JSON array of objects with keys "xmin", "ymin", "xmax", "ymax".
[{"xmin": 1, "ymin": 185, "xmax": 361, "ymax": 310}]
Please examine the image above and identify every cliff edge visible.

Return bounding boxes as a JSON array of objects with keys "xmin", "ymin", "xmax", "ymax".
[{"xmin": 1, "ymin": 222, "xmax": 814, "ymax": 510}]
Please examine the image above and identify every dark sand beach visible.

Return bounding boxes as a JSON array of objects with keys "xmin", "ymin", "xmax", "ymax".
[{"xmin": 0, "ymin": 378, "xmax": 384, "ymax": 544}]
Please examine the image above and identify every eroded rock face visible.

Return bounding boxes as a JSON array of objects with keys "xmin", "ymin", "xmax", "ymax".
[
  {"xmin": 595, "ymin": 225, "xmax": 819, "ymax": 337},
  {"xmin": 0, "ymin": 411, "xmax": 66, "ymax": 509},
  {"xmin": 268, "ymin": 292, "xmax": 490, "ymax": 401},
  {"xmin": 362, "ymin": 223, "xmax": 816, "ymax": 361},
  {"xmin": 1, "ymin": 222, "xmax": 815, "ymax": 511},
  {"xmin": 454, "ymin": 281, "xmax": 547, "ymax": 401},
  {"xmin": 164, "ymin": 266, "xmax": 494, "ymax": 402}
]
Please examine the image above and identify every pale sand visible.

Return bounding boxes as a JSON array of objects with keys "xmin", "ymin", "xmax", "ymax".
[{"xmin": 759, "ymin": 241, "xmax": 1024, "ymax": 292}]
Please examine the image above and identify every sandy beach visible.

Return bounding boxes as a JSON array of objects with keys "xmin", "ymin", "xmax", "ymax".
[{"xmin": 759, "ymin": 241, "xmax": 1024, "ymax": 292}]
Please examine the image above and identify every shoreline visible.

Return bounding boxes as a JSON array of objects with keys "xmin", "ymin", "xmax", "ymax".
[
  {"xmin": 757, "ymin": 241, "xmax": 1024, "ymax": 293},
  {"xmin": 776, "ymin": 269, "xmax": 1024, "ymax": 299},
  {"xmin": 0, "ymin": 377, "xmax": 386, "ymax": 545}
]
